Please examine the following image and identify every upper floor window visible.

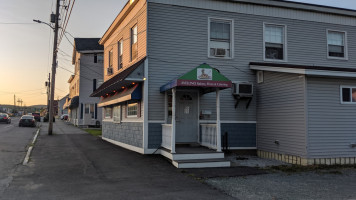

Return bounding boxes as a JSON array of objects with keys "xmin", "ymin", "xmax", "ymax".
[
  {"xmin": 264, "ymin": 23, "xmax": 286, "ymax": 61},
  {"xmin": 97, "ymin": 54, "xmax": 103, "ymax": 63},
  {"xmin": 118, "ymin": 40, "xmax": 123, "ymax": 69},
  {"xmin": 341, "ymin": 86, "xmax": 356, "ymax": 104},
  {"xmin": 327, "ymin": 30, "xmax": 347, "ymax": 59},
  {"xmin": 209, "ymin": 18, "xmax": 232, "ymax": 58},
  {"xmin": 131, "ymin": 25, "xmax": 138, "ymax": 61},
  {"xmin": 109, "ymin": 50, "xmax": 113, "ymax": 68}
]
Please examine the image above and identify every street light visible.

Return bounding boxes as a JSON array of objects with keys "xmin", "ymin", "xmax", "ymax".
[{"xmin": 33, "ymin": 0, "xmax": 60, "ymax": 135}]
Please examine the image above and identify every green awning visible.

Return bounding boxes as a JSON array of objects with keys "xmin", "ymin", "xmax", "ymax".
[{"xmin": 160, "ymin": 63, "xmax": 232, "ymax": 93}]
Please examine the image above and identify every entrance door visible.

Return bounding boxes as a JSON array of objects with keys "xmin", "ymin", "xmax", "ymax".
[{"xmin": 176, "ymin": 91, "xmax": 198, "ymax": 143}]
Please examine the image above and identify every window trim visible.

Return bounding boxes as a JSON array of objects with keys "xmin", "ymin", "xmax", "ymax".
[
  {"xmin": 113, "ymin": 105, "xmax": 121, "ymax": 123},
  {"xmin": 340, "ymin": 85, "xmax": 356, "ymax": 104},
  {"xmin": 127, "ymin": 102, "xmax": 138, "ymax": 118},
  {"xmin": 104, "ymin": 107, "xmax": 113, "ymax": 119},
  {"xmin": 327, "ymin": 29, "xmax": 348, "ymax": 60},
  {"xmin": 108, "ymin": 49, "xmax": 113, "ymax": 68},
  {"xmin": 207, "ymin": 17, "xmax": 234, "ymax": 59},
  {"xmin": 118, "ymin": 39, "xmax": 123, "ymax": 70},
  {"xmin": 130, "ymin": 24, "xmax": 138, "ymax": 62},
  {"xmin": 263, "ymin": 22, "xmax": 288, "ymax": 62}
]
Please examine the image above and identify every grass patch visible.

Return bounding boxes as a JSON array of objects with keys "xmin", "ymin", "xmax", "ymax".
[{"xmin": 83, "ymin": 129, "xmax": 102, "ymax": 137}]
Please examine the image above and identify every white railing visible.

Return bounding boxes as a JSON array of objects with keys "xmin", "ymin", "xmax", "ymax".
[
  {"xmin": 200, "ymin": 124, "xmax": 217, "ymax": 149},
  {"xmin": 162, "ymin": 124, "xmax": 173, "ymax": 150}
]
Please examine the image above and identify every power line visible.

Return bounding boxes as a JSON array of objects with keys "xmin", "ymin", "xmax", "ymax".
[
  {"xmin": 58, "ymin": 0, "xmax": 75, "ymax": 46},
  {"xmin": 0, "ymin": 22, "xmax": 38, "ymax": 24}
]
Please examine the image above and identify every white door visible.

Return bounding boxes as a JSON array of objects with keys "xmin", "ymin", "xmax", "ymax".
[{"xmin": 176, "ymin": 92, "xmax": 198, "ymax": 143}]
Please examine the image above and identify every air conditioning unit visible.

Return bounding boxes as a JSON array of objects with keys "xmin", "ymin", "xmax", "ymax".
[
  {"xmin": 213, "ymin": 48, "xmax": 227, "ymax": 57},
  {"xmin": 232, "ymin": 82, "xmax": 253, "ymax": 97},
  {"xmin": 107, "ymin": 67, "xmax": 113, "ymax": 75}
]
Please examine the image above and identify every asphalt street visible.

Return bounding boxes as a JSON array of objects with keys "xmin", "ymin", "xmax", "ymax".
[
  {"xmin": 1, "ymin": 120, "xmax": 235, "ymax": 200},
  {"xmin": 0, "ymin": 117, "xmax": 38, "ymax": 196}
]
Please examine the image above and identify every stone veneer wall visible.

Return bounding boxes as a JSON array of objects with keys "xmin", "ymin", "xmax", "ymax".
[
  {"xmin": 102, "ymin": 121, "xmax": 143, "ymax": 148},
  {"xmin": 258, "ymin": 150, "xmax": 356, "ymax": 166}
]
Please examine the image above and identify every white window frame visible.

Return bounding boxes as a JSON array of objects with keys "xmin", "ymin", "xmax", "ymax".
[
  {"xmin": 109, "ymin": 49, "xmax": 113, "ymax": 68},
  {"xmin": 327, "ymin": 29, "xmax": 348, "ymax": 60},
  {"xmin": 127, "ymin": 103, "xmax": 138, "ymax": 117},
  {"xmin": 340, "ymin": 85, "xmax": 356, "ymax": 104},
  {"xmin": 118, "ymin": 39, "xmax": 123, "ymax": 70},
  {"xmin": 263, "ymin": 22, "xmax": 287, "ymax": 62},
  {"xmin": 104, "ymin": 107, "xmax": 112, "ymax": 119},
  {"xmin": 113, "ymin": 105, "xmax": 121, "ymax": 123},
  {"xmin": 208, "ymin": 17, "xmax": 234, "ymax": 59}
]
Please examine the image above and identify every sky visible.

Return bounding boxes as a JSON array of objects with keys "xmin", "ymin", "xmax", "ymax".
[{"xmin": 0, "ymin": 0, "xmax": 356, "ymax": 106}]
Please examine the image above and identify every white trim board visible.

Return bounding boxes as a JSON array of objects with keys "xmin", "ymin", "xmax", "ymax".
[
  {"xmin": 250, "ymin": 65, "xmax": 356, "ymax": 78},
  {"xmin": 102, "ymin": 137, "xmax": 144, "ymax": 154}
]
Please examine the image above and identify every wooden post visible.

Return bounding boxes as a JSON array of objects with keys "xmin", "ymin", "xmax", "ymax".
[
  {"xmin": 171, "ymin": 88, "xmax": 176, "ymax": 153},
  {"xmin": 216, "ymin": 88, "xmax": 221, "ymax": 152}
]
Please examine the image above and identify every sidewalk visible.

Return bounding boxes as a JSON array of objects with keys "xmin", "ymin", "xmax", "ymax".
[{"xmin": 3, "ymin": 120, "xmax": 235, "ymax": 200}]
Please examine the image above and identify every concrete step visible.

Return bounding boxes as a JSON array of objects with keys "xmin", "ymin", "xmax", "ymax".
[
  {"xmin": 172, "ymin": 158, "xmax": 231, "ymax": 168},
  {"xmin": 159, "ymin": 148, "xmax": 225, "ymax": 161}
]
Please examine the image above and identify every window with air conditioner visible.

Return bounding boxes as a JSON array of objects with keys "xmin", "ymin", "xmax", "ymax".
[
  {"xmin": 264, "ymin": 23, "xmax": 287, "ymax": 61},
  {"xmin": 208, "ymin": 18, "xmax": 233, "ymax": 58},
  {"xmin": 327, "ymin": 30, "xmax": 347, "ymax": 59},
  {"xmin": 232, "ymin": 82, "xmax": 253, "ymax": 97}
]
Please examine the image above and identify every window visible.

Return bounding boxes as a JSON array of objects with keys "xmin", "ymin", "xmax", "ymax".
[
  {"xmin": 327, "ymin": 30, "xmax": 347, "ymax": 59},
  {"xmin": 105, "ymin": 107, "xmax": 112, "ymax": 119},
  {"xmin": 97, "ymin": 54, "xmax": 103, "ymax": 63},
  {"xmin": 85, "ymin": 104, "xmax": 90, "ymax": 114},
  {"xmin": 131, "ymin": 25, "xmax": 138, "ymax": 61},
  {"xmin": 113, "ymin": 105, "xmax": 121, "ymax": 123},
  {"xmin": 109, "ymin": 50, "xmax": 113, "ymax": 68},
  {"xmin": 127, "ymin": 103, "xmax": 138, "ymax": 117},
  {"xmin": 90, "ymin": 104, "xmax": 94, "ymax": 118},
  {"xmin": 264, "ymin": 23, "xmax": 286, "ymax": 61},
  {"xmin": 118, "ymin": 40, "xmax": 123, "ymax": 69},
  {"xmin": 341, "ymin": 86, "xmax": 356, "ymax": 103},
  {"xmin": 209, "ymin": 18, "xmax": 232, "ymax": 58},
  {"xmin": 94, "ymin": 54, "xmax": 97, "ymax": 63}
]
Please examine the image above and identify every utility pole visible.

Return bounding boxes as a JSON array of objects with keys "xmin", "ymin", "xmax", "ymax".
[
  {"xmin": 48, "ymin": 0, "xmax": 60, "ymax": 135},
  {"xmin": 13, "ymin": 94, "xmax": 16, "ymax": 112},
  {"xmin": 46, "ymin": 73, "xmax": 50, "ymax": 112}
]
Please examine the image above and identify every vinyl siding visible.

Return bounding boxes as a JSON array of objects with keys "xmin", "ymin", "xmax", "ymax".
[
  {"xmin": 307, "ymin": 77, "xmax": 356, "ymax": 158},
  {"xmin": 256, "ymin": 71, "xmax": 307, "ymax": 157},
  {"xmin": 147, "ymin": 2, "xmax": 256, "ymax": 121},
  {"xmin": 147, "ymin": 2, "xmax": 356, "ymax": 121}
]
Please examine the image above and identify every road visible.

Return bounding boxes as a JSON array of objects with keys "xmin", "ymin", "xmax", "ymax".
[{"xmin": 0, "ymin": 117, "xmax": 38, "ymax": 196}]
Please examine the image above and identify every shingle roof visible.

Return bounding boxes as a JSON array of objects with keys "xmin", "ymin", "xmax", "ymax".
[{"xmin": 74, "ymin": 38, "xmax": 103, "ymax": 52}]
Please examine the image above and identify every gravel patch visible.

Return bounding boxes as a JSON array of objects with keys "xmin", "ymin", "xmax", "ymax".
[
  {"xmin": 226, "ymin": 154, "xmax": 289, "ymax": 168},
  {"xmin": 205, "ymin": 168, "xmax": 356, "ymax": 200}
]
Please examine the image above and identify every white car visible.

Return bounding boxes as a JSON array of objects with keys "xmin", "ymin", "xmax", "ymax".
[{"xmin": 60, "ymin": 114, "xmax": 69, "ymax": 120}]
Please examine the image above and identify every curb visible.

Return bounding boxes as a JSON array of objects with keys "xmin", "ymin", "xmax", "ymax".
[{"xmin": 23, "ymin": 127, "xmax": 40, "ymax": 165}]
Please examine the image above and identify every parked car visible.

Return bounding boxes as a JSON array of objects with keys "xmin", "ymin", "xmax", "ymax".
[
  {"xmin": 19, "ymin": 115, "xmax": 36, "ymax": 127},
  {"xmin": 0, "ymin": 113, "xmax": 11, "ymax": 124},
  {"xmin": 60, "ymin": 114, "xmax": 69, "ymax": 120},
  {"xmin": 32, "ymin": 112, "xmax": 41, "ymax": 122}
]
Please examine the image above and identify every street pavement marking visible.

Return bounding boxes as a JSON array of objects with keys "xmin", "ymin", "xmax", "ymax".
[{"xmin": 23, "ymin": 128, "xmax": 40, "ymax": 165}]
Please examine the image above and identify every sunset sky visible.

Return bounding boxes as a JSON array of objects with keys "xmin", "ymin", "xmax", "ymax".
[{"xmin": 0, "ymin": 0, "xmax": 355, "ymax": 106}]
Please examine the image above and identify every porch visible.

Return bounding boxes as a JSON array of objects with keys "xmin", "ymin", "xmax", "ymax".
[{"xmin": 159, "ymin": 64, "xmax": 232, "ymax": 168}]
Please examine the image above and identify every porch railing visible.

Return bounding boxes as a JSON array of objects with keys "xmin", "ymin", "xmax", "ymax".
[
  {"xmin": 162, "ymin": 124, "xmax": 173, "ymax": 150},
  {"xmin": 200, "ymin": 124, "xmax": 217, "ymax": 149}
]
